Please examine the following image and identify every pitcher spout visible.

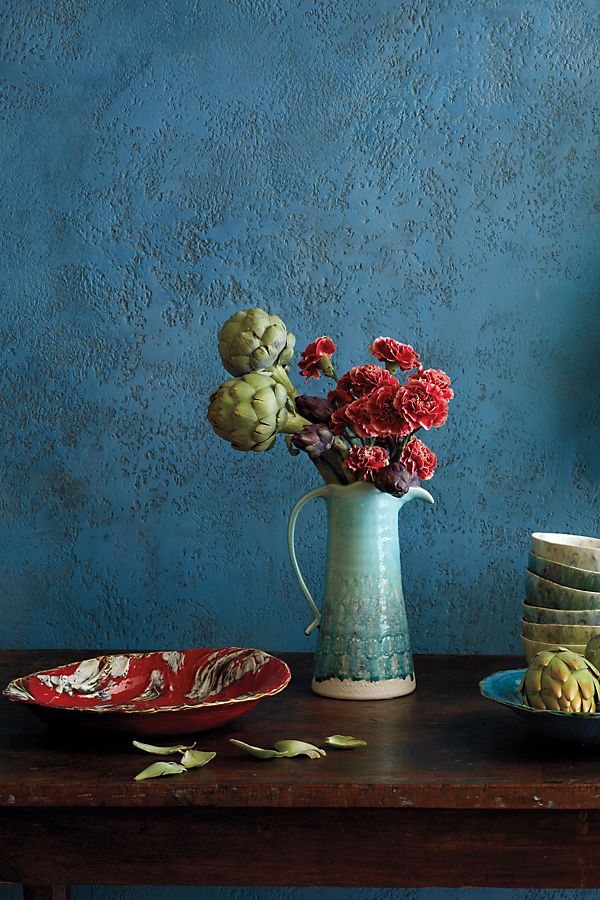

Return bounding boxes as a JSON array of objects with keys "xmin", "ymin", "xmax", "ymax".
[{"xmin": 400, "ymin": 485, "xmax": 435, "ymax": 506}]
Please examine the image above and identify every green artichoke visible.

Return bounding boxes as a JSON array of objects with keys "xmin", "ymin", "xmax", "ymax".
[
  {"xmin": 218, "ymin": 308, "xmax": 295, "ymax": 377},
  {"xmin": 207, "ymin": 372, "xmax": 308, "ymax": 452},
  {"xmin": 521, "ymin": 648, "xmax": 600, "ymax": 713}
]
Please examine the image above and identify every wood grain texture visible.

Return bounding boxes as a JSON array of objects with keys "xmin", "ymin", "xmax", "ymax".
[
  {"xmin": 1, "ymin": 650, "xmax": 600, "ymax": 812},
  {"xmin": 4, "ymin": 651, "xmax": 600, "ymax": 888},
  {"xmin": 4, "ymin": 808, "xmax": 600, "ymax": 888}
]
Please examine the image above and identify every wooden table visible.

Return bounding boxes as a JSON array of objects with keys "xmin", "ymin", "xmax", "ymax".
[{"xmin": 3, "ymin": 650, "xmax": 600, "ymax": 897}]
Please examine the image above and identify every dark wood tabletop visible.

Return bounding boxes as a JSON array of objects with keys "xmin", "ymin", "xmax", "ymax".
[{"xmin": 3, "ymin": 649, "xmax": 600, "ymax": 894}]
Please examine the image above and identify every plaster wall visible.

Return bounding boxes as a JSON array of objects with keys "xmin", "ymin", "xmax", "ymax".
[{"xmin": 0, "ymin": 1, "xmax": 598, "ymax": 898}]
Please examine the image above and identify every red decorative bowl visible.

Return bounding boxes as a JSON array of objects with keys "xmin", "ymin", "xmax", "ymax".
[{"xmin": 3, "ymin": 648, "xmax": 291, "ymax": 736}]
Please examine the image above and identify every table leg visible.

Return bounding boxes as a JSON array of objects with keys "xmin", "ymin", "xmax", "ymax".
[{"xmin": 23, "ymin": 888, "xmax": 70, "ymax": 900}]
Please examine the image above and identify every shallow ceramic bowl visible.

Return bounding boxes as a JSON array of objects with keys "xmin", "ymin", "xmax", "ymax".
[
  {"xmin": 521, "ymin": 635, "xmax": 586, "ymax": 663},
  {"xmin": 3, "ymin": 648, "xmax": 291, "ymax": 736},
  {"xmin": 480, "ymin": 669, "xmax": 600, "ymax": 744},
  {"xmin": 531, "ymin": 533, "xmax": 600, "ymax": 573},
  {"xmin": 522, "ymin": 602, "xmax": 600, "ymax": 627},
  {"xmin": 521, "ymin": 619, "xmax": 600, "ymax": 645},
  {"xmin": 526, "ymin": 571, "xmax": 600, "ymax": 611},
  {"xmin": 528, "ymin": 552, "xmax": 600, "ymax": 593}
]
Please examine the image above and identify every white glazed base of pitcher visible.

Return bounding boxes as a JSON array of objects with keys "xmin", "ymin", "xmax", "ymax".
[{"xmin": 311, "ymin": 673, "xmax": 416, "ymax": 700}]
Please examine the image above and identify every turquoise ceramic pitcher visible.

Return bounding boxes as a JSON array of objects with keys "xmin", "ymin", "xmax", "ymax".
[{"xmin": 288, "ymin": 480, "xmax": 434, "ymax": 699}]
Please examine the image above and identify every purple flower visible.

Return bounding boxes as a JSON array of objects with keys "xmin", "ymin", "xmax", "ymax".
[
  {"xmin": 295, "ymin": 395, "xmax": 334, "ymax": 424},
  {"xmin": 291, "ymin": 424, "xmax": 335, "ymax": 459},
  {"xmin": 374, "ymin": 462, "xmax": 418, "ymax": 497}
]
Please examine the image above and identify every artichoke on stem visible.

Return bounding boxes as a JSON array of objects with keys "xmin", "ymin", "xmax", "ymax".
[
  {"xmin": 208, "ymin": 372, "xmax": 309, "ymax": 452},
  {"xmin": 218, "ymin": 308, "xmax": 295, "ymax": 377},
  {"xmin": 295, "ymin": 394, "xmax": 334, "ymax": 424},
  {"xmin": 291, "ymin": 424, "xmax": 335, "ymax": 459},
  {"xmin": 374, "ymin": 462, "xmax": 418, "ymax": 497}
]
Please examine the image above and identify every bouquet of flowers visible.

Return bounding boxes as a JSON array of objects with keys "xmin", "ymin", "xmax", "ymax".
[{"xmin": 207, "ymin": 308, "xmax": 453, "ymax": 497}]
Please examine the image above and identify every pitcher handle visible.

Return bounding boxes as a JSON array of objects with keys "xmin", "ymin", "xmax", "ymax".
[{"xmin": 288, "ymin": 486, "xmax": 328, "ymax": 636}]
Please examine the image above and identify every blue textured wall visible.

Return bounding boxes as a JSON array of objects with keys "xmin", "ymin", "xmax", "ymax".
[{"xmin": 0, "ymin": 0, "xmax": 598, "ymax": 898}]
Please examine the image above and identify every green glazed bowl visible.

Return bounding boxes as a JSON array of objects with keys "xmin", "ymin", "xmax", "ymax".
[
  {"xmin": 522, "ymin": 602, "xmax": 600, "ymax": 627},
  {"xmin": 526, "ymin": 571, "xmax": 600, "ymax": 611},
  {"xmin": 528, "ymin": 552, "xmax": 600, "ymax": 593},
  {"xmin": 521, "ymin": 635, "xmax": 586, "ymax": 663},
  {"xmin": 521, "ymin": 619, "xmax": 600, "ymax": 645},
  {"xmin": 531, "ymin": 533, "xmax": 600, "ymax": 573},
  {"xmin": 480, "ymin": 669, "xmax": 600, "ymax": 745}
]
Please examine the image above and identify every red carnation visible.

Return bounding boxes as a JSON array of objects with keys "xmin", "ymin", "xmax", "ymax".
[
  {"xmin": 369, "ymin": 338, "xmax": 420, "ymax": 371},
  {"xmin": 408, "ymin": 367, "xmax": 454, "ymax": 401},
  {"xmin": 330, "ymin": 396, "xmax": 377, "ymax": 437},
  {"xmin": 347, "ymin": 364, "xmax": 397, "ymax": 396},
  {"xmin": 344, "ymin": 445, "xmax": 390, "ymax": 481},
  {"xmin": 328, "ymin": 384, "xmax": 355, "ymax": 408},
  {"xmin": 394, "ymin": 380, "xmax": 448, "ymax": 430},
  {"xmin": 330, "ymin": 404, "xmax": 353, "ymax": 436},
  {"xmin": 367, "ymin": 384, "xmax": 412, "ymax": 437},
  {"xmin": 400, "ymin": 438, "xmax": 437, "ymax": 480},
  {"xmin": 344, "ymin": 396, "xmax": 379, "ymax": 438},
  {"xmin": 335, "ymin": 373, "xmax": 356, "ymax": 394},
  {"xmin": 298, "ymin": 336, "xmax": 336, "ymax": 380}
]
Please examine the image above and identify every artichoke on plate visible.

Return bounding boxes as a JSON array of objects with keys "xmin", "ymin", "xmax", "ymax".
[
  {"xmin": 218, "ymin": 308, "xmax": 295, "ymax": 377},
  {"xmin": 521, "ymin": 648, "xmax": 600, "ymax": 713},
  {"xmin": 207, "ymin": 372, "xmax": 308, "ymax": 452}
]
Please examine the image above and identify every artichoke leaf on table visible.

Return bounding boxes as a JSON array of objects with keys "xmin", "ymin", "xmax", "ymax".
[{"xmin": 132, "ymin": 740, "xmax": 195, "ymax": 756}]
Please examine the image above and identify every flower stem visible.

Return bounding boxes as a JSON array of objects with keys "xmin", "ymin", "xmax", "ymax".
[
  {"xmin": 391, "ymin": 428, "xmax": 419, "ymax": 462},
  {"xmin": 280, "ymin": 412, "xmax": 312, "ymax": 434},
  {"xmin": 321, "ymin": 447, "xmax": 351, "ymax": 484},
  {"xmin": 312, "ymin": 456, "xmax": 340, "ymax": 485},
  {"xmin": 269, "ymin": 364, "xmax": 297, "ymax": 398}
]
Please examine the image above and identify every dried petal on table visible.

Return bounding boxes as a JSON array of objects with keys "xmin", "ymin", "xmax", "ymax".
[
  {"xmin": 133, "ymin": 740, "xmax": 196, "ymax": 756},
  {"xmin": 180, "ymin": 749, "xmax": 216, "ymax": 769},
  {"xmin": 229, "ymin": 739, "xmax": 288, "ymax": 760},
  {"xmin": 133, "ymin": 761, "xmax": 188, "ymax": 781},
  {"xmin": 273, "ymin": 740, "xmax": 326, "ymax": 759}
]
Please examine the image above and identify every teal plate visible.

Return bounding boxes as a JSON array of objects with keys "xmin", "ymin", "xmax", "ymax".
[{"xmin": 480, "ymin": 669, "xmax": 600, "ymax": 745}]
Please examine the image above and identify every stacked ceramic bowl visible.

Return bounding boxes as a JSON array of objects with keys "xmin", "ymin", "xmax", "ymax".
[{"xmin": 522, "ymin": 533, "xmax": 600, "ymax": 662}]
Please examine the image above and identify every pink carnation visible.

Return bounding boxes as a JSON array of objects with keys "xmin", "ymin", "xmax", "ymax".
[
  {"xmin": 367, "ymin": 384, "xmax": 412, "ymax": 438},
  {"xmin": 347, "ymin": 364, "xmax": 397, "ymax": 396},
  {"xmin": 344, "ymin": 445, "xmax": 390, "ymax": 480},
  {"xmin": 408, "ymin": 367, "xmax": 454, "ymax": 401},
  {"xmin": 369, "ymin": 337, "xmax": 420, "ymax": 371},
  {"xmin": 400, "ymin": 438, "xmax": 437, "ymax": 480},
  {"xmin": 394, "ymin": 381, "xmax": 448, "ymax": 430},
  {"xmin": 344, "ymin": 396, "xmax": 379, "ymax": 438},
  {"xmin": 330, "ymin": 396, "xmax": 378, "ymax": 438}
]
